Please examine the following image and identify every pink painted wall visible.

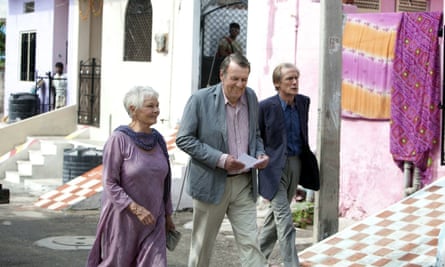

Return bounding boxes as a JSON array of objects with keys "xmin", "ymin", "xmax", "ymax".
[
  {"xmin": 248, "ymin": 0, "xmax": 445, "ymax": 220},
  {"xmin": 380, "ymin": 0, "xmax": 396, "ymax": 12},
  {"xmin": 339, "ymin": 0, "xmax": 445, "ymax": 220},
  {"xmin": 429, "ymin": 0, "xmax": 443, "ymax": 11}
]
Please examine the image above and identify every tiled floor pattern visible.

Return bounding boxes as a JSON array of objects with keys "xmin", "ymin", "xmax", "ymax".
[
  {"xmin": 34, "ymin": 165, "xmax": 103, "ymax": 210},
  {"xmin": 299, "ymin": 178, "xmax": 445, "ymax": 267},
  {"xmin": 29, "ymin": 125, "xmax": 445, "ymax": 265}
]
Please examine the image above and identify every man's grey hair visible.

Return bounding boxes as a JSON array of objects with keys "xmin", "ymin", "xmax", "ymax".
[
  {"xmin": 123, "ymin": 86, "xmax": 159, "ymax": 117},
  {"xmin": 220, "ymin": 53, "xmax": 251, "ymax": 76}
]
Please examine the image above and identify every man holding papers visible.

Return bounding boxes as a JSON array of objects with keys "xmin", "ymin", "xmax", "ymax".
[{"xmin": 176, "ymin": 53, "xmax": 271, "ymax": 267}]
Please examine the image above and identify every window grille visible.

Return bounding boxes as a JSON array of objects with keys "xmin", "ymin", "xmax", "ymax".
[
  {"xmin": 354, "ymin": 0, "xmax": 380, "ymax": 10},
  {"xmin": 124, "ymin": 0, "xmax": 152, "ymax": 62},
  {"xmin": 20, "ymin": 32, "xmax": 36, "ymax": 81},
  {"xmin": 397, "ymin": 0, "xmax": 428, "ymax": 12}
]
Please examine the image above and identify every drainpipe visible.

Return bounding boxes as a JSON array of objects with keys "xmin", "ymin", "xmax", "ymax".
[
  {"xmin": 404, "ymin": 161, "xmax": 421, "ymax": 196},
  {"xmin": 294, "ymin": 0, "xmax": 299, "ymax": 65},
  {"xmin": 403, "ymin": 161, "xmax": 412, "ymax": 195}
]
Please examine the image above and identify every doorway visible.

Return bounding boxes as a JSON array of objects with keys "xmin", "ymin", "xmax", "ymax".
[
  {"xmin": 77, "ymin": 0, "xmax": 103, "ymax": 126},
  {"xmin": 200, "ymin": 0, "xmax": 248, "ymax": 88}
]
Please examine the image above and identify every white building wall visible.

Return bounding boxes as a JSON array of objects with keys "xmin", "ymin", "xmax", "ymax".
[
  {"xmin": 4, "ymin": 0, "xmax": 56, "ymax": 115},
  {"xmin": 66, "ymin": 0, "xmax": 80, "ymax": 110},
  {"xmin": 169, "ymin": 0, "xmax": 201, "ymax": 126},
  {"xmin": 4, "ymin": 0, "xmax": 201, "ymax": 139},
  {"xmin": 97, "ymin": 0, "xmax": 169, "ymax": 139},
  {"xmin": 52, "ymin": 0, "xmax": 68, "ymax": 69},
  {"xmin": 94, "ymin": 0, "xmax": 200, "ymax": 140}
]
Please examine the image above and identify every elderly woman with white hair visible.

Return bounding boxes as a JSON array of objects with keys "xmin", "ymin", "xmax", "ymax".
[{"xmin": 86, "ymin": 86, "xmax": 175, "ymax": 267}]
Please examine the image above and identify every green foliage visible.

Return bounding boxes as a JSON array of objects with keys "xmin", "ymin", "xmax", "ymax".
[{"xmin": 292, "ymin": 201, "xmax": 314, "ymax": 229}]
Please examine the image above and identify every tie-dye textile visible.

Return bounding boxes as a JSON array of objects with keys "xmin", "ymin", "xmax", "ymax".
[
  {"xmin": 390, "ymin": 12, "xmax": 442, "ymax": 184},
  {"xmin": 342, "ymin": 13, "xmax": 402, "ymax": 119}
]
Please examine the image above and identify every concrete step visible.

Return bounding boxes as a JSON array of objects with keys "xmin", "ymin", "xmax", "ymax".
[
  {"xmin": 23, "ymin": 178, "xmax": 62, "ymax": 193},
  {"xmin": 29, "ymin": 161, "xmax": 61, "ymax": 179},
  {"xmin": 5, "ymin": 171, "xmax": 20, "ymax": 184},
  {"xmin": 29, "ymin": 150, "xmax": 45, "ymax": 165},
  {"xmin": 41, "ymin": 141, "xmax": 56, "ymax": 155},
  {"xmin": 16, "ymin": 140, "xmax": 75, "ymax": 179},
  {"xmin": 5, "ymin": 170, "xmax": 30, "ymax": 184},
  {"xmin": 17, "ymin": 160, "xmax": 33, "ymax": 176},
  {"xmin": 40, "ymin": 139, "xmax": 74, "ymax": 155},
  {"xmin": 0, "ymin": 141, "xmax": 39, "ymax": 179},
  {"xmin": 15, "ymin": 154, "xmax": 63, "ymax": 179}
]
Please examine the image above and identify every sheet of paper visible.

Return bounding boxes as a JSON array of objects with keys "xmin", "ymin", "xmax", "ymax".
[{"xmin": 238, "ymin": 153, "xmax": 266, "ymax": 169}]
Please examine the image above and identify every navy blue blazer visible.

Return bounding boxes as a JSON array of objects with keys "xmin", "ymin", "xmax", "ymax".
[{"xmin": 258, "ymin": 94, "xmax": 318, "ymax": 200}]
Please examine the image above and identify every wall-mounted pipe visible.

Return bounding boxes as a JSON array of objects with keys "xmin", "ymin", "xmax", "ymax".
[{"xmin": 404, "ymin": 161, "xmax": 421, "ymax": 196}]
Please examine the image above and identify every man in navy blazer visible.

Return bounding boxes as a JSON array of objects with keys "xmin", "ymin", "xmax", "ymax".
[
  {"xmin": 258, "ymin": 63, "xmax": 316, "ymax": 267},
  {"xmin": 176, "ymin": 53, "xmax": 271, "ymax": 267}
]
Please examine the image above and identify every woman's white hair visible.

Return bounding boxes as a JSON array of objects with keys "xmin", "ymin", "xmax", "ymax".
[{"xmin": 123, "ymin": 86, "xmax": 159, "ymax": 117}]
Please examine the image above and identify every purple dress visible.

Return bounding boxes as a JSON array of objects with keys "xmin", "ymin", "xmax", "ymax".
[{"xmin": 86, "ymin": 128, "xmax": 172, "ymax": 267}]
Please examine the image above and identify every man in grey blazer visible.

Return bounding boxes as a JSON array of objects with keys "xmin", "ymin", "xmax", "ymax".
[
  {"xmin": 176, "ymin": 53, "xmax": 270, "ymax": 267},
  {"xmin": 258, "ymin": 63, "xmax": 317, "ymax": 267}
]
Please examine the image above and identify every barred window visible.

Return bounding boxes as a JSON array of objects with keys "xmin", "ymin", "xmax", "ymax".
[
  {"xmin": 124, "ymin": 0, "xmax": 152, "ymax": 62},
  {"xmin": 20, "ymin": 32, "xmax": 36, "ymax": 81},
  {"xmin": 353, "ymin": 0, "xmax": 380, "ymax": 10},
  {"xmin": 397, "ymin": 0, "xmax": 428, "ymax": 12}
]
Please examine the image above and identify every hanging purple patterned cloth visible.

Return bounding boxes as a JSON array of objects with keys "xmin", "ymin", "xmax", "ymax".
[{"xmin": 390, "ymin": 11, "xmax": 442, "ymax": 184}]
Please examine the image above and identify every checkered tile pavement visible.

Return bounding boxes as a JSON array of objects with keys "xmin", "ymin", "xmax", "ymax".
[
  {"xmin": 299, "ymin": 178, "xmax": 445, "ymax": 267},
  {"xmin": 34, "ymin": 165, "xmax": 103, "ymax": 210},
  {"xmin": 31, "ymin": 124, "xmax": 445, "ymax": 265}
]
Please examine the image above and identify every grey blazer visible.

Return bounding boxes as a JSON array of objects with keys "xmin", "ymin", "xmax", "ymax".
[{"xmin": 176, "ymin": 84, "xmax": 265, "ymax": 204}]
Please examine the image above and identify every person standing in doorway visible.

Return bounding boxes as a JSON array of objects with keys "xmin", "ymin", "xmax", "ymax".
[
  {"xmin": 209, "ymin": 22, "xmax": 243, "ymax": 86},
  {"xmin": 217, "ymin": 22, "xmax": 243, "ymax": 58},
  {"xmin": 258, "ymin": 63, "xmax": 317, "ymax": 267},
  {"xmin": 176, "ymin": 53, "xmax": 272, "ymax": 267},
  {"xmin": 52, "ymin": 62, "xmax": 67, "ymax": 109}
]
